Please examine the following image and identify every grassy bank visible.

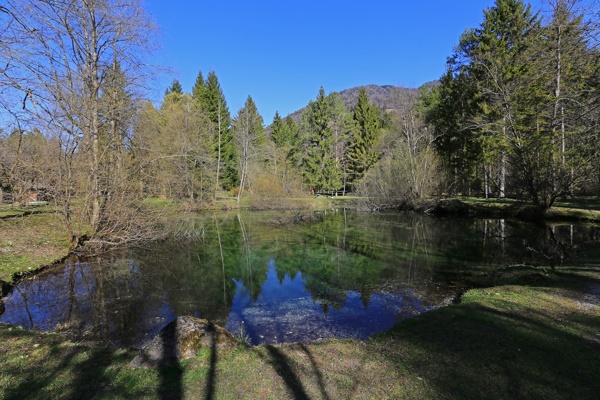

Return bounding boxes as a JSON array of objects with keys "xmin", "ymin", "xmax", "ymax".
[
  {"xmin": 1, "ymin": 266, "xmax": 598, "ymax": 399},
  {"xmin": 0, "ymin": 205, "xmax": 71, "ymax": 284},
  {"xmin": 457, "ymin": 196, "xmax": 600, "ymax": 222}
]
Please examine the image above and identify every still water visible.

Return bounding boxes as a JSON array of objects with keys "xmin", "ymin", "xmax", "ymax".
[{"xmin": 1, "ymin": 210, "xmax": 598, "ymax": 346}]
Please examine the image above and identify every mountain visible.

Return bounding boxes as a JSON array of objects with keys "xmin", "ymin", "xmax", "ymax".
[{"xmin": 281, "ymin": 82, "xmax": 435, "ymax": 123}]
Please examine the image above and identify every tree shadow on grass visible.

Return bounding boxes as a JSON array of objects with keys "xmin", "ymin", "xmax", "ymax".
[
  {"xmin": 0, "ymin": 325, "xmax": 184, "ymax": 400},
  {"xmin": 375, "ymin": 297, "xmax": 600, "ymax": 400},
  {"xmin": 262, "ymin": 345, "xmax": 310, "ymax": 400},
  {"xmin": 204, "ymin": 324, "xmax": 218, "ymax": 400},
  {"xmin": 156, "ymin": 342, "xmax": 184, "ymax": 400},
  {"xmin": 1, "ymin": 338, "xmax": 79, "ymax": 400},
  {"xmin": 0, "ymin": 333, "xmax": 133, "ymax": 399},
  {"xmin": 298, "ymin": 344, "xmax": 331, "ymax": 400},
  {"xmin": 131, "ymin": 318, "xmax": 185, "ymax": 400}
]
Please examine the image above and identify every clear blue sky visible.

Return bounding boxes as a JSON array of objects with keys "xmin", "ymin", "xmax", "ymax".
[{"xmin": 145, "ymin": 0, "xmax": 544, "ymax": 123}]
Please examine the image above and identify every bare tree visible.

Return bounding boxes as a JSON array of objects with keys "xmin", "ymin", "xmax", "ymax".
[{"xmin": 0, "ymin": 0, "xmax": 158, "ymax": 246}]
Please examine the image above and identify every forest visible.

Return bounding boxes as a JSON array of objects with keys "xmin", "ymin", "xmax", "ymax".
[{"xmin": 1, "ymin": 0, "xmax": 599, "ymax": 248}]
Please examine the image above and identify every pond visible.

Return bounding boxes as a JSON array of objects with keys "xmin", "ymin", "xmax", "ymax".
[{"xmin": 1, "ymin": 210, "xmax": 599, "ymax": 347}]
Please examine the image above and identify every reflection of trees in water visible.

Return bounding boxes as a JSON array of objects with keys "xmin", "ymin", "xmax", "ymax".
[
  {"xmin": 2, "ymin": 256, "xmax": 157, "ymax": 346},
  {"xmin": 302, "ymin": 274, "xmax": 347, "ymax": 314},
  {"xmin": 5, "ymin": 211, "xmax": 596, "ymax": 346}
]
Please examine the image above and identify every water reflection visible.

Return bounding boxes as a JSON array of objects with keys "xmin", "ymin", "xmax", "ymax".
[
  {"xmin": 1, "ymin": 211, "xmax": 598, "ymax": 347},
  {"xmin": 226, "ymin": 261, "xmax": 431, "ymax": 344}
]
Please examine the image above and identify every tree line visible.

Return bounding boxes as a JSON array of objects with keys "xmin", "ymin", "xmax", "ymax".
[{"xmin": 1, "ymin": 0, "xmax": 599, "ymax": 247}]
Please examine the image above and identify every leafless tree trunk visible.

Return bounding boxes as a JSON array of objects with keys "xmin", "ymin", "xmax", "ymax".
[{"xmin": 1, "ymin": 0, "xmax": 158, "ymax": 247}]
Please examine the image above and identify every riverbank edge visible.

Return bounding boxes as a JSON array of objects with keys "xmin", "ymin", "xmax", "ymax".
[
  {"xmin": 400, "ymin": 197, "xmax": 600, "ymax": 224},
  {"xmin": 1, "ymin": 265, "xmax": 598, "ymax": 399}
]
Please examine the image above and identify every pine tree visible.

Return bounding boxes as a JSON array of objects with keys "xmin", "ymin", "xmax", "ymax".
[
  {"xmin": 199, "ymin": 71, "xmax": 237, "ymax": 193},
  {"xmin": 327, "ymin": 92, "xmax": 355, "ymax": 193},
  {"xmin": 424, "ymin": 68, "xmax": 482, "ymax": 195},
  {"xmin": 270, "ymin": 111, "xmax": 285, "ymax": 146},
  {"xmin": 271, "ymin": 113, "xmax": 298, "ymax": 148},
  {"xmin": 347, "ymin": 88, "xmax": 381, "ymax": 185},
  {"xmin": 297, "ymin": 87, "xmax": 342, "ymax": 194},
  {"xmin": 191, "ymin": 70, "xmax": 206, "ymax": 101},
  {"xmin": 433, "ymin": 0, "xmax": 541, "ymax": 198},
  {"xmin": 462, "ymin": 0, "xmax": 541, "ymax": 198},
  {"xmin": 283, "ymin": 116, "xmax": 299, "ymax": 146},
  {"xmin": 512, "ymin": 0, "xmax": 599, "ymax": 207},
  {"xmin": 165, "ymin": 79, "xmax": 183, "ymax": 97},
  {"xmin": 427, "ymin": 0, "xmax": 600, "ymax": 202}
]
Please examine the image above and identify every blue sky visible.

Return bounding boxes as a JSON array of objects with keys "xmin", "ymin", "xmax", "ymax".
[{"xmin": 145, "ymin": 0, "xmax": 545, "ymax": 123}]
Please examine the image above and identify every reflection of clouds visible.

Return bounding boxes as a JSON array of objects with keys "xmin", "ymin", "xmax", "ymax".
[{"xmin": 225, "ymin": 264, "xmax": 435, "ymax": 345}]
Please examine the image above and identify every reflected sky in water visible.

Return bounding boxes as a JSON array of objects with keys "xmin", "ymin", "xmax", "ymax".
[
  {"xmin": 1, "ymin": 211, "xmax": 597, "ymax": 347},
  {"xmin": 226, "ymin": 260, "xmax": 430, "ymax": 344},
  {"xmin": 0, "ymin": 258, "xmax": 434, "ymax": 346}
]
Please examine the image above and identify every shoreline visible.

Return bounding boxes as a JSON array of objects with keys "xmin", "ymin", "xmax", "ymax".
[{"xmin": 1, "ymin": 265, "xmax": 598, "ymax": 399}]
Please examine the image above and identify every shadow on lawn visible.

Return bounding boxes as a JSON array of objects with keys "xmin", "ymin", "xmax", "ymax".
[
  {"xmin": 376, "ymin": 289, "xmax": 600, "ymax": 400},
  {"xmin": 263, "ymin": 345, "xmax": 310, "ymax": 400},
  {"xmin": 0, "ymin": 326, "xmax": 183, "ymax": 400}
]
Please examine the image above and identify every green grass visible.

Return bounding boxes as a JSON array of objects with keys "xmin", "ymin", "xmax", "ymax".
[
  {"xmin": 453, "ymin": 196, "xmax": 600, "ymax": 222},
  {"xmin": 458, "ymin": 196, "xmax": 525, "ymax": 209},
  {"xmin": 0, "ymin": 206, "xmax": 71, "ymax": 283},
  {"xmin": 554, "ymin": 196, "xmax": 600, "ymax": 211},
  {"xmin": 546, "ymin": 205, "xmax": 600, "ymax": 222},
  {"xmin": 1, "ymin": 266, "xmax": 598, "ymax": 399}
]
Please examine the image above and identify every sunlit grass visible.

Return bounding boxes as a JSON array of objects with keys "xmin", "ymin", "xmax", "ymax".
[{"xmin": 0, "ymin": 210, "xmax": 70, "ymax": 282}]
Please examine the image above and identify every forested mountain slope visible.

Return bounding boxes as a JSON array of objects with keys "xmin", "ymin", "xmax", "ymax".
[{"xmin": 283, "ymin": 83, "xmax": 433, "ymax": 122}]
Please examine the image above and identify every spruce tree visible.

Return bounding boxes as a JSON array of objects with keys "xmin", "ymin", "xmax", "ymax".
[
  {"xmin": 165, "ymin": 79, "xmax": 183, "ymax": 97},
  {"xmin": 270, "ymin": 111, "xmax": 285, "ymax": 146},
  {"xmin": 272, "ymin": 113, "xmax": 298, "ymax": 148},
  {"xmin": 347, "ymin": 88, "xmax": 381, "ymax": 185},
  {"xmin": 458, "ymin": 0, "xmax": 541, "ymax": 198},
  {"xmin": 191, "ymin": 70, "xmax": 206, "ymax": 101},
  {"xmin": 199, "ymin": 71, "xmax": 237, "ymax": 193},
  {"xmin": 297, "ymin": 87, "xmax": 342, "ymax": 194},
  {"xmin": 283, "ymin": 116, "xmax": 299, "ymax": 146}
]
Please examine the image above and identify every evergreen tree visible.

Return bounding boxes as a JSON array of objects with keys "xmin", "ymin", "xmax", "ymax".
[
  {"xmin": 424, "ymin": 68, "xmax": 483, "ymax": 195},
  {"xmin": 347, "ymin": 88, "xmax": 381, "ymax": 185},
  {"xmin": 283, "ymin": 116, "xmax": 299, "ymax": 147},
  {"xmin": 511, "ymin": 0, "xmax": 600, "ymax": 207},
  {"xmin": 191, "ymin": 70, "xmax": 206, "ymax": 101},
  {"xmin": 429, "ymin": 0, "xmax": 541, "ymax": 198},
  {"xmin": 199, "ymin": 71, "xmax": 237, "ymax": 193},
  {"xmin": 428, "ymin": 0, "xmax": 600, "ymax": 206},
  {"xmin": 327, "ymin": 92, "xmax": 355, "ymax": 193},
  {"xmin": 271, "ymin": 112, "xmax": 299, "ymax": 148},
  {"xmin": 165, "ymin": 79, "xmax": 183, "ymax": 97},
  {"xmin": 297, "ymin": 87, "xmax": 342, "ymax": 194},
  {"xmin": 270, "ymin": 111, "xmax": 285, "ymax": 146},
  {"xmin": 460, "ymin": 0, "xmax": 541, "ymax": 198}
]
